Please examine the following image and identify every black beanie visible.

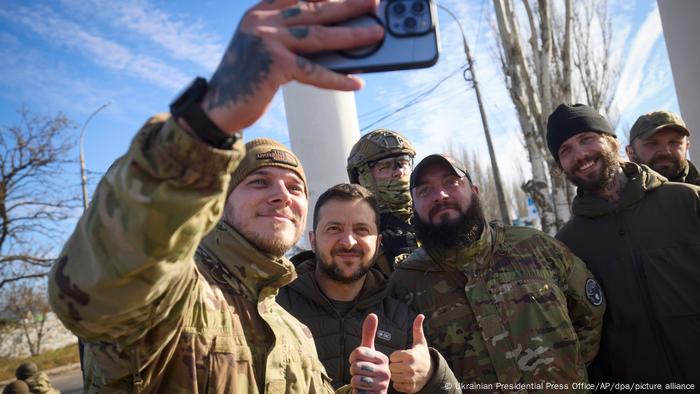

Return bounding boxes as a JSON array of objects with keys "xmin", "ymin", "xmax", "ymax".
[{"xmin": 546, "ymin": 103, "xmax": 615, "ymax": 162}]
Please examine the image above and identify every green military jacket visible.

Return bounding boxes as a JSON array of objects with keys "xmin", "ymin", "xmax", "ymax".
[
  {"xmin": 390, "ymin": 222, "xmax": 605, "ymax": 391},
  {"xmin": 48, "ymin": 114, "xmax": 336, "ymax": 393}
]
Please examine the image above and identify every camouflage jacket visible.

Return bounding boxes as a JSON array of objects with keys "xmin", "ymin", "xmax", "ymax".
[
  {"xmin": 48, "ymin": 115, "xmax": 337, "ymax": 393},
  {"xmin": 390, "ymin": 222, "xmax": 605, "ymax": 390},
  {"xmin": 23, "ymin": 372, "xmax": 60, "ymax": 394}
]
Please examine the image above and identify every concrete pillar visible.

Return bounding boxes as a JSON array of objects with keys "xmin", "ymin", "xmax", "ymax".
[
  {"xmin": 282, "ymin": 82, "xmax": 361, "ymax": 246},
  {"xmin": 658, "ymin": 0, "xmax": 700, "ymax": 161}
]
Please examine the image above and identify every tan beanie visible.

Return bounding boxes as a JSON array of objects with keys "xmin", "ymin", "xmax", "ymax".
[{"xmin": 228, "ymin": 138, "xmax": 307, "ymax": 196}]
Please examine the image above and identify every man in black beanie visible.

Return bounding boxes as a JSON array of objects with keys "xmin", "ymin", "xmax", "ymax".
[{"xmin": 546, "ymin": 103, "xmax": 700, "ymax": 389}]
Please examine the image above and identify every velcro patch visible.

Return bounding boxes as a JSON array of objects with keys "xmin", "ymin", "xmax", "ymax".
[
  {"xmin": 256, "ymin": 149, "xmax": 298, "ymax": 167},
  {"xmin": 377, "ymin": 329, "xmax": 392, "ymax": 341},
  {"xmin": 585, "ymin": 278, "xmax": 604, "ymax": 306}
]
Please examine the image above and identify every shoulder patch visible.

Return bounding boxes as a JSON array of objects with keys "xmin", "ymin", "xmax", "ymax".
[{"xmin": 585, "ymin": 278, "xmax": 604, "ymax": 306}]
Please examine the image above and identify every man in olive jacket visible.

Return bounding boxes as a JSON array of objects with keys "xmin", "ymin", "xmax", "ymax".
[
  {"xmin": 278, "ymin": 184, "xmax": 458, "ymax": 393},
  {"xmin": 548, "ymin": 103, "xmax": 700, "ymax": 388}
]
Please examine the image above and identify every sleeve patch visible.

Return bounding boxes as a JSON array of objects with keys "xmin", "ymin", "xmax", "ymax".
[{"xmin": 585, "ymin": 278, "xmax": 604, "ymax": 306}]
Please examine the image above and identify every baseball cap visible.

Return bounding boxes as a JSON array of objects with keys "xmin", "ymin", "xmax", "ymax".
[
  {"xmin": 409, "ymin": 154, "xmax": 472, "ymax": 190},
  {"xmin": 629, "ymin": 111, "xmax": 690, "ymax": 142}
]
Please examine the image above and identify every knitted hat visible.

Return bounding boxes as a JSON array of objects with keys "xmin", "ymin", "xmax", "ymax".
[
  {"xmin": 547, "ymin": 103, "xmax": 615, "ymax": 162},
  {"xmin": 228, "ymin": 138, "xmax": 307, "ymax": 196}
]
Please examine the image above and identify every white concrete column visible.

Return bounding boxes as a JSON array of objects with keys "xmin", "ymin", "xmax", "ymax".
[
  {"xmin": 282, "ymin": 82, "xmax": 361, "ymax": 246},
  {"xmin": 658, "ymin": 0, "xmax": 700, "ymax": 161}
]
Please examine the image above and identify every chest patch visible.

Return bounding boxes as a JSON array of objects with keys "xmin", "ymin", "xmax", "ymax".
[
  {"xmin": 585, "ymin": 278, "xmax": 604, "ymax": 306},
  {"xmin": 377, "ymin": 330, "xmax": 392, "ymax": 341}
]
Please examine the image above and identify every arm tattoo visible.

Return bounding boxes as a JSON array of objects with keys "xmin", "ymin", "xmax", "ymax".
[
  {"xmin": 289, "ymin": 26, "xmax": 310, "ymax": 39},
  {"xmin": 207, "ymin": 32, "xmax": 272, "ymax": 111},
  {"xmin": 281, "ymin": 7, "xmax": 301, "ymax": 19}
]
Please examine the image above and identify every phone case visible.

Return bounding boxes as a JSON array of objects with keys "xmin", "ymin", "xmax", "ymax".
[{"xmin": 308, "ymin": 0, "xmax": 440, "ymax": 74}]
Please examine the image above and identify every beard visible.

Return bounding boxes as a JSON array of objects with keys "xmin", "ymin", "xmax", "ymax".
[
  {"xmin": 647, "ymin": 153, "xmax": 685, "ymax": 180},
  {"xmin": 240, "ymin": 223, "xmax": 299, "ymax": 257},
  {"xmin": 315, "ymin": 246, "xmax": 375, "ymax": 284},
  {"xmin": 413, "ymin": 195, "xmax": 486, "ymax": 252},
  {"xmin": 565, "ymin": 146, "xmax": 619, "ymax": 193}
]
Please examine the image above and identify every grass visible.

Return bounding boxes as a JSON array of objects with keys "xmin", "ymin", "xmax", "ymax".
[{"xmin": 0, "ymin": 344, "xmax": 80, "ymax": 381}]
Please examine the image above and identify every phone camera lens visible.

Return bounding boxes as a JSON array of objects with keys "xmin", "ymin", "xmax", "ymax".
[
  {"xmin": 392, "ymin": 3, "xmax": 406, "ymax": 15},
  {"xmin": 411, "ymin": 1, "xmax": 425, "ymax": 14},
  {"xmin": 403, "ymin": 16, "xmax": 417, "ymax": 29}
]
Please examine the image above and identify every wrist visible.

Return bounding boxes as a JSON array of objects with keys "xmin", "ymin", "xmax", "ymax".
[{"xmin": 170, "ymin": 77, "xmax": 240, "ymax": 149}]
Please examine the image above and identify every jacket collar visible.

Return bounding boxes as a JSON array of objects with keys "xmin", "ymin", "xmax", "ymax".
[
  {"xmin": 200, "ymin": 221, "xmax": 297, "ymax": 298},
  {"xmin": 426, "ymin": 221, "xmax": 496, "ymax": 274},
  {"xmin": 672, "ymin": 160, "xmax": 700, "ymax": 185},
  {"xmin": 572, "ymin": 162, "xmax": 666, "ymax": 217},
  {"xmin": 291, "ymin": 255, "xmax": 389, "ymax": 310}
]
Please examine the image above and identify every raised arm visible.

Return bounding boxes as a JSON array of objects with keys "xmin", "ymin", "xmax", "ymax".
[{"xmin": 48, "ymin": 0, "xmax": 384, "ymax": 345}]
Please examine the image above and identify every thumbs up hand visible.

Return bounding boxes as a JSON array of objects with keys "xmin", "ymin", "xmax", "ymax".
[
  {"xmin": 388, "ymin": 314, "xmax": 434, "ymax": 393},
  {"xmin": 348, "ymin": 313, "xmax": 390, "ymax": 393}
]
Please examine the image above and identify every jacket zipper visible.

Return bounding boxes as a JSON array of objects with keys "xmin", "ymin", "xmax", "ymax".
[{"xmin": 618, "ymin": 209, "xmax": 679, "ymax": 385}]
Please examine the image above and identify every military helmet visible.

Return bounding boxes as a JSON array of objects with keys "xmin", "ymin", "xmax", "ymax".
[
  {"xmin": 347, "ymin": 128, "xmax": 416, "ymax": 184},
  {"xmin": 15, "ymin": 362, "xmax": 38, "ymax": 380}
]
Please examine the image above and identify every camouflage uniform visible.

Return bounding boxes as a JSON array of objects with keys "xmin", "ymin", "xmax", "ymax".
[
  {"xmin": 20, "ymin": 374, "xmax": 58, "ymax": 394},
  {"xmin": 14, "ymin": 363, "xmax": 59, "ymax": 394},
  {"xmin": 390, "ymin": 221, "xmax": 605, "ymax": 390},
  {"xmin": 48, "ymin": 115, "xmax": 338, "ymax": 393},
  {"xmin": 347, "ymin": 129, "xmax": 418, "ymax": 274}
]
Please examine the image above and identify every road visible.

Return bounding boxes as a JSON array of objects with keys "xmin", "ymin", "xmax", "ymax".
[{"xmin": 50, "ymin": 365, "xmax": 83, "ymax": 393}]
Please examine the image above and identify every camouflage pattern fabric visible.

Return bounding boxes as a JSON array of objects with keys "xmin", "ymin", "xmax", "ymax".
[
  {"xmin": 390, "ymin": 222, "xmax": 605, "ymax": 391},
  {"xmin": 22, "ymin": 373, "xmax": 59, "ymax": 394},
  {"xmin": 357, "ymin": 167, "xmax": 412, "ymax": 220},
  {"xmin": 48, "ymin": 114, "xmax": 341, "ymax": 393}
]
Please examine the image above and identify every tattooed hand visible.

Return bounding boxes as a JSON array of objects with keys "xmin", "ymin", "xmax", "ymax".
[
  {"xmin": 201, "ymin": 0, "xmax": 384, "ymax": 133},
  {"xmin": 349, "ymin": 313, "xmax": 391, "ymax": 393}
]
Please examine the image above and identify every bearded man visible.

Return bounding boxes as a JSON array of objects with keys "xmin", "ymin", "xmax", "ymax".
[
  {"xmin": 278, "ymin": 183, "xmax": 458, "ymax": 393},
  {"xmin": 626, "ymin": 110, "xmax": 700, "ymax": 185},
  {"xmin": 548, "ymin": 103, "xmax": 700, "ymax": 387},
  {"xmin": 389, "ymin": 154, "xmax": 605, "ymax": 387}
]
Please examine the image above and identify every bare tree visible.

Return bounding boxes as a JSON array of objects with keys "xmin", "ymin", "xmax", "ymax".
[
  {"xmin": 0, "ymin": 107, "xmax": 78, "ymax": 288},
  {"xmin": 492, "ymin": 0, "xmax": 619, "ymax": 234},
  {"xmin": 4, "ymin": 284, "xmax": 51, "ymax": 356},
  {"xmin": 447, "ymin": 146, "xmax": 531, "ymax": 224}
]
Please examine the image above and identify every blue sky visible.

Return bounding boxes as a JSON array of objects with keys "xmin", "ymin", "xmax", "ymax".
[{"xmin": 0, "ymin": 0, "xmax": 678, "ymax": 198}]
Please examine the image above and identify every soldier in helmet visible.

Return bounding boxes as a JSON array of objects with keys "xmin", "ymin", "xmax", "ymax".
[
  {"xmin": 347, "ymin": 129, "xmax": 418, "ymax": 275},
  {"xmin": 14, "ymin": 363, "xmax": 59, "ymax": 394}
]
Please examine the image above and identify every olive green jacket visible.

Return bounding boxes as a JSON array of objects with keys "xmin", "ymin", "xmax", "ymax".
[
  {"xmin": 48, "ymin": 115, "xmax": 339, "ymax": 393},
  {"xmin": 557, "ymin": 162, "xmax": 700, "ymax": 386},
  {"xmin": 391, "ymin": 222, "xmax": 605, "ymax": 390}
]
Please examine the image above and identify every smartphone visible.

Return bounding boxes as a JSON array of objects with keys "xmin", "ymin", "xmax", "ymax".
[{"xmin": 309, "ymin": 0, "xmax": 440, "ymax": 74}]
